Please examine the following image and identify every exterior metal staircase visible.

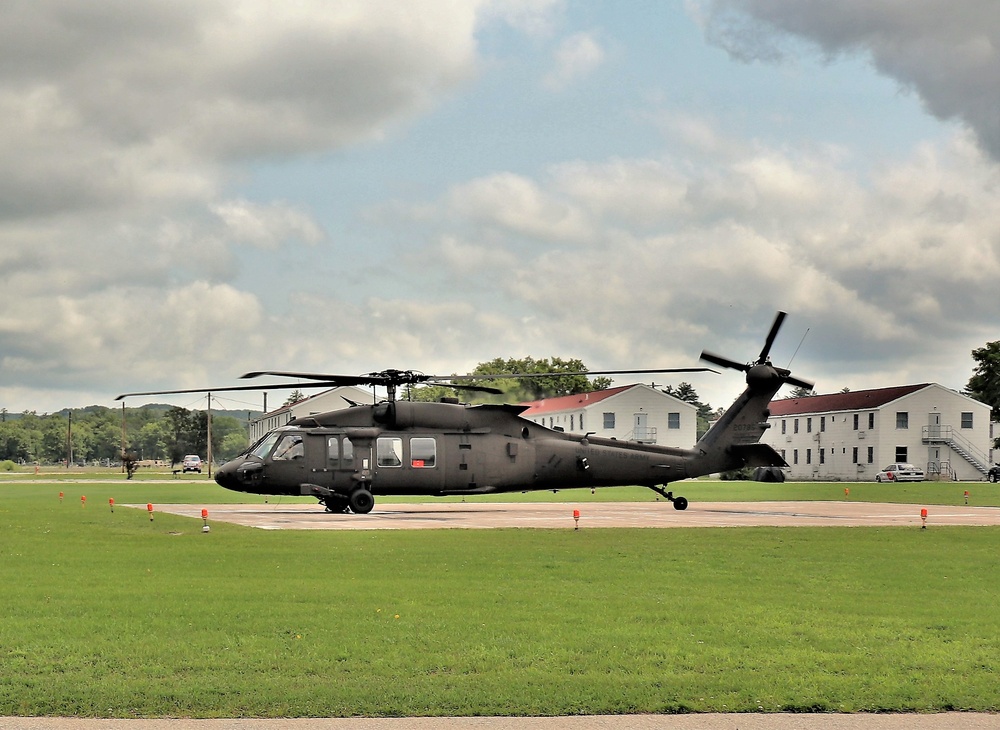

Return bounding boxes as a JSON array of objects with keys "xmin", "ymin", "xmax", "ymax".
[{"xmin": 922, "ymin": 426, "xmax": 989, "ymax": 476}]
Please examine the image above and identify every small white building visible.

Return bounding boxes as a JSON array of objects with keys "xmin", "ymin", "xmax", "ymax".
[
  {"xmin": 519, "ymin": 384, "xmax": 698, "ymax": 448},
  {"xmin": 248, "ymin": 386, "xmax": 375, "ymax": 443},
  {"xmin": 764, "ymin": 383, "xmax": 992, "ymax": 481}
]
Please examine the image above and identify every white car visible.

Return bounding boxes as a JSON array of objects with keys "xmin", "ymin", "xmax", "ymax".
[
  {"xmin": 182, "ymin": 455, "xmax": 203, "ymax": 473},
  {"xmin": 876, "ymin": 463, "xmax": 924, "ymax": 482}
]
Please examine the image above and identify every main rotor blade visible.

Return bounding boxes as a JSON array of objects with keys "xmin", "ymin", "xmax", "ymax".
[
  {"xmin": 758, "ymin": 311, "xmax": 787, "ymax": 363},
  {"xmin": 115, "ymin": 381, "xmax": 351, "ymax": 401},
  {"xmin": 783, "ymin": 374, "xmax": 815, "ymax": 390},
  {"xmin": 241, "ymin": 370, "xmax": 376, "ymax": 384},
  {"xmin": 455, "ymin": 367, "xmax": 716, "ymax": 380},
  {"xmin": 699, "ymin": 351, "xmax": 749, "ymax": 372}
]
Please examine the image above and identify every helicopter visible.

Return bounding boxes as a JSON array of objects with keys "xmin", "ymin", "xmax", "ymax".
[{"xmin": 117, "ymin": 312, "xmax": 812, "ymax": 515}]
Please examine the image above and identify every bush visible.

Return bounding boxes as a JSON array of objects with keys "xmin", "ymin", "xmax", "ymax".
[{"xmin": 0, "ymin": 460, "xmax": 18, "ymax": 472}]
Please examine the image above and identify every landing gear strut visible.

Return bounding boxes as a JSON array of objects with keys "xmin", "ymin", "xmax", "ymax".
[{"xmin": 647, "ymin": 485, "xmax": 688, "ymax": 510}]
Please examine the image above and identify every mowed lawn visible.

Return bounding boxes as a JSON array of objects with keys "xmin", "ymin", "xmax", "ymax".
[{"xmin": 1, "ymin": 482, "xmax": 1000, "ymax": 717}]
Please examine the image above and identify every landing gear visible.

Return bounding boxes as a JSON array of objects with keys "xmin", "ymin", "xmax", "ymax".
[
  {"xmin": 322, "ymin": 496, "xmax": 349, "ymax": 513},
  {"xmin": 647, "ymin": 485, "xmax": 688, "ymax": 510},
  {"xmin": 349, "ymin": 488, "xmax": 375, "ymax": 514}
]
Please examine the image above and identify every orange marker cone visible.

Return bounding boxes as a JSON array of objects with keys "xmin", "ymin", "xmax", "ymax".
[
  {"xmin": 920, "ymin": 507, "xmax": 928, "ymax": 529},
  {"xmin": 81, "ymin": 495, "xmax": 86, "ymax": 508},
  {"xmin": 573, "ymin": 509, "xmax": 580, "ymax": 530},
  {"xmin": 201, "ymin": 508, "xmax": 210, "ymax": 533},
  {"xmin": 844, "ymin": 487, "xmax": 850, "ymax": 498},
  {"xmin": 59, "ymin": 491, "xmax": 64, "ymax": 503},
  {"xmin": 147, "ymin": 503, "xmax": 154, "ymax": 521},
  {"xmin": 964, "ymin": 490, "xmax": 970, "ymax": 505},
  {"xmin": 109, "ymin": 497, "xmax": 114, "ymax": 513}
]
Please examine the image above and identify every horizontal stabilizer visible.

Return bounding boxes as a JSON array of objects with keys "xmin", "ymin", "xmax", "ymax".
[{"xmin": 729, "ymin": 443, "xmax": 787, "ymax": 468}]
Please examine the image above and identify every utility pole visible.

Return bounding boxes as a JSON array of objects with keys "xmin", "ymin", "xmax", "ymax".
[{"xmin": 206, "ymin": 392, "xmax": 212, "ymax": 479}]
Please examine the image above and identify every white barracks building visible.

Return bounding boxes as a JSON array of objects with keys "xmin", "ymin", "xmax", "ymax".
[
  {"xmin": 519, "ymin": 384, "xmax": 698, "ymax": 448},
  {"xmin": 763, "ymin": 383, "xmax": 992, "ymax": 482}
]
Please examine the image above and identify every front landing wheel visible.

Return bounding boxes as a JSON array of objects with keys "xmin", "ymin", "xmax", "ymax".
[
  {"xmin": 672, "ymin": 496, "xmax": 688, "ymax": 511},
  {"xmin": 349, "ymin": 488, "xmax": 375, "ymax": 514}
]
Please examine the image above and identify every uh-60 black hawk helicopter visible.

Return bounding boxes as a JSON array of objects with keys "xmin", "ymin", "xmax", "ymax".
[{"xmin": 118, "ymin": 312, "xmax": 812, "ymax": 515}]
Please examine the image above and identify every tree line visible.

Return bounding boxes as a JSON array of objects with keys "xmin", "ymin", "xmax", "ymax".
[{"xmin": 0, "ymin": 405, "xmax": 249, "ymax": 466}]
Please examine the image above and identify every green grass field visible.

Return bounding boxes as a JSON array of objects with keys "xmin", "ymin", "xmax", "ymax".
[{"xmin": 2, "ymin": 480, "xmax": 1000, "ymax": 717}]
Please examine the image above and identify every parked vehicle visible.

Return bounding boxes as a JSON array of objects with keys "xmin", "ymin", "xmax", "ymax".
[
  {"xmin": 182, "ymin": 454, "xmax": 202, "ymax": 473},
  {"xmin": 988, "ymin": 464, "xmax": 1000, "ymax": 483},
  {"xmin": 876, "ymin": 463, "xmax": 924, "ymax": 482}
]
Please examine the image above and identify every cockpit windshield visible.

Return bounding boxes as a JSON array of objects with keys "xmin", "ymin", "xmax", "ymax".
[{"xmin": 250, "ymin": 430, "xmax": 283, "ymax": 459}]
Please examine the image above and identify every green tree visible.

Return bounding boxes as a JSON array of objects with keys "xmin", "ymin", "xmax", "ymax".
[{"xmin": 964, "ymin": 341, "xmax": 1000, "ymax": 446}]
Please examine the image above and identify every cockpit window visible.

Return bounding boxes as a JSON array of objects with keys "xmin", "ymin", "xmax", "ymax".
[
  {"xmin": 272, "ymin": 433, "xmax": 304, "ymax": 461},
  {"xmin": 250, "ymin": 431, "xmax": 281, "ymax": 459}
]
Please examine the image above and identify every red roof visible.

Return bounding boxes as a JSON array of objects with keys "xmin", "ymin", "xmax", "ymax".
[
  {"xmin": 768, "ymin": 384, "xmax": 931, "ymax": 417},
  {"xmin": 520, "ymin": 384, "xmax": 637, "ymax": 416}
]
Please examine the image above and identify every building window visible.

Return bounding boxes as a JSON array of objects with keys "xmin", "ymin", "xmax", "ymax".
[
  {"xmin": 793, "ymin": 449, "xmax": 798, "ymax": 464},
  {"xmin": 781, "ymin": 419, "xmax": 787, "ymax": 435},
  {"xmin": 895, "ymin": 446, "xmax": 908, "ymax": 462},
  {"xmin": 867, "ymin": 446, "xmax": 874, "ymax": 464},
  {"xmin": 820, "ymin": 416, "xmax": 826, "ymax": 432},
  {"xmin": 807, "ymin": 417, "xmax": 812, "ymax": 433},
  {"xmin": 668, "ymin": 412, "xmax": 680, "ymax": 429},
  {"xmin": 868, "ymin": 412, "xmax": 875, "ymax": 429},
  {"xmin": 794, "ymin": 419, "xmax": 799, "ymax": 434},
  {"xmin": 603, "ymin": 412, "xmax": 615, "ymax": 429},
  {"xmin": 853, "ymin": 414, "xmax": 859, "ymax": 430},
  {"xmin": 806, "ymin": 448, "xmax": 812, "ymax": 465},
  {"xmin": 961, "ymin": 412, "xmax": 973, "ymax": 429},
  {"xmin": 852, "ymin": 447, "xmax": 858, "ymax": 464},
  {"xmin": 819, "ymin": 448, "xmax": 825, "ymax": 464},
  {"xmin": 570, "ymin": 415, "xmax": 575, "ymax": 431},
  {"xmin": 896, "ymin": 412, "xmax": 909, "ymax": 429},
  {"xmin": 410, "ymin": 437, "xmax": 436, "ymax": 468},
  {"xmin": 580, "ymin": 413, "xmax": 584, "ymax": 431}
]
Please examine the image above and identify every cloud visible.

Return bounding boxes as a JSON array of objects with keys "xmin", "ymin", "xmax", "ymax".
[
  {"xmin": 388, "ymin": 127, "xmax": 1000, "ymax": 407},
  {"xmin": 543, "ymin": 32, "xmax": 607, "ymax": 90},
  {"xmin": 0, "ymin": 1, "xmax": 492, "ymax": 410},
  {"xmin": 694, "ymin": 0, "xmax": 1000, "ymax": 161}
]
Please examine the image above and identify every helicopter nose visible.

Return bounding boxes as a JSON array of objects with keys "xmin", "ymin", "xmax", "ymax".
[{"xmin": 214, "ymin": 462, "xmax": 239, "ymax": 491}]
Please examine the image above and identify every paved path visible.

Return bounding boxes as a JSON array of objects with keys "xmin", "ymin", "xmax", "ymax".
[{"xmin": 136, "ymin": 500, "xmax": 1000, "ymax": 530}]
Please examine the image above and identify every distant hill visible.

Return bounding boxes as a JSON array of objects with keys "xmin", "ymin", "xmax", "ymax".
[{"xmin": 11, "ymin": 404, "xmax": 263, "ymax": 429}]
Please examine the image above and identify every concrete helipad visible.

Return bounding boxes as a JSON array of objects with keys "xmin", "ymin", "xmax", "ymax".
[{"xmin": 138, "ymin": 500, "xmax": 1000, "ymax": 530}]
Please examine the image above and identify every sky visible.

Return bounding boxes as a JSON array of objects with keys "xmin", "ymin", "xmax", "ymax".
[{"xmin": 2, "ymin": 0, "xmax": 999, "ymax": 415}]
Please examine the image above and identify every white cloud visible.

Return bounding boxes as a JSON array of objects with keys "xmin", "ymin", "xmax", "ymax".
[{"xmin": 543, "ymin": 32, "xmax": 607, "ymax": 90}]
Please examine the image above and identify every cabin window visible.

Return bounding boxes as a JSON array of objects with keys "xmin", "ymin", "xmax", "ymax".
[
  {"xmin": 325, "ymin": 437, "xmax": 353, "ymax": 467},
  {"xmin": 410, "ymin": 437, "xmax": 436, "ymax": 468},
  {"xmin": 376, "ymin": 437, "xmax": 403, "ymax": 467},
  {"xmin": 668, "ymin": 413, "xmax": 680, "ymax": 429},
  {"xmin": 272, "ymin": 434, "xmax": 304, "ymax": 461},
  {"xmin": 961, "ymin": 412, "xmax": 974, "ymax": 429},
  {"xmin": 603, "ymin": 412, "xmax": 615, "ymax": 429}
]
